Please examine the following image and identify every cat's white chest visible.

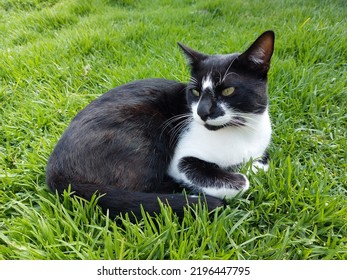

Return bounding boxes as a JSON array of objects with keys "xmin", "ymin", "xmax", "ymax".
[{"xmin": 167, "ymin": 111, "xmax": 271, "ymax": 181}]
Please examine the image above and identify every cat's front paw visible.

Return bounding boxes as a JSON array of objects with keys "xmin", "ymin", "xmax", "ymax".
[
  {"xmin": 202, "ymin": 173, "xmax": 249, "ymax": 200},
  {"xmin": 236, "ymin": 173, "xmax": 250, "ymax": 193},
  {"xmin": 251, "ymin": 153, "xmax": 270, "ymax": 174},
  {"xmin": 251, "ymin": 161, "xmax": 269, "ymax": 173},
  {"xmin": 221, "ymin": 173, "xmax": 250, "ymax": 199}
]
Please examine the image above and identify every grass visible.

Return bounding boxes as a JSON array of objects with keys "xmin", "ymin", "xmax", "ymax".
[{"xmin": 0, "ymin": 0, "xmax": 346, "ymax": 260}]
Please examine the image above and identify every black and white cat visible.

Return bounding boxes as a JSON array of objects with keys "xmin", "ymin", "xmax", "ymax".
[{"xmin": 46, "ymin": 31, "xmax": 275, "ymax": 220}]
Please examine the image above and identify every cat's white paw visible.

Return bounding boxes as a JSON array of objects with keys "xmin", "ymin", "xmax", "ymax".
[
  {"xmin": 201, "ymin": 173, "xmax": 249, "ymax": 200},
  {"xmin": 241, "ymin": 173, "xmax": 250, "ymax": 192},
  {"xmin": 251, "ymin": 161, "xmax": 269, "ymax": 173}
]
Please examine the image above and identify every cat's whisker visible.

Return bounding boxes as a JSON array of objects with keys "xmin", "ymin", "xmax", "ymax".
[
  {"xmin": 161, "ymin": 114, "xmax": 190, "ymax": 128},
  {"xmin": 191, "ymin": 77, "xmax": 198, "ymax": 83},
  {"xmin": 228, "ymin": 109, "xmax": 262, "ymax": 121},
  {"xmin": 161, "ymin": 113, "xmax": 191, "ymax": 131},
  {"xmin": 162, "ymin": 118, "xmax": 190, "ymax": 136},
  {"xmin": 221, "ymin": 57, "xmax": 238, "ymax": 83},
  {"xmin": 216, "ymin": 71, "xmax": 223, "ymax": 87},
  {"xmin": 167, "ymin": 117, "xmax": 189, "ymax": 134},
  {"xmin": 222, "ymin": 71, "xmax": 240, "ymax": 84},
  {"xmin": 205, "ymin": 112, "xmax": 260, "ymax": 132},
  {"xmin": 168, "ymin": 118, "xmax": 192, "ymax": 146},
  {"xmin": 238, "ymin": 122, "xmax": 257, "ymax": 132},
  {"xmin": 234, "ymin": 120, "xmax": 260, "ymax": 134},
  {"xmin": 170, "ymin": 123, "xmax": 188, "ymax": 146},
  {"xmin": 231, "ymin": 115, "xmax": 256, "ymax": 123},
  {"xmin": 189, "ymin": 77, "xmax": 199, "ymax": 88},
  {"xmin": 226, "ymin": 112, "xmax": 256, "ymax": 123},
  {"xmin": 160, "ymin": 114, "xmax": 191, "ymax": 140},
  {"xmin": 229, "ymin": 114, "xmax": 259, "ymax": 129}
]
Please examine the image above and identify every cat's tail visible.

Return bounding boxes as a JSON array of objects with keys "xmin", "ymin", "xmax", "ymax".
[{"xmin": 64, "ymin": 183, "xmax": 224, "ymax": 220}]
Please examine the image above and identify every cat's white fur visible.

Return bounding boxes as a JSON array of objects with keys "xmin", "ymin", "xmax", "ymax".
[
  {"xmin": 202, "ymin": 75, "xmax": 213, "ymax": 91},
  {"xmin": 167, "ymin": 101, "xmax": 271, "ymax": 199},
  {"xmin": 200, "ymin": 177, "xmax": 250, "ymax": 198}
]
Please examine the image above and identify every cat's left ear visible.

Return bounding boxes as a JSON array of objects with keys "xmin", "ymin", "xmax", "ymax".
[
  {"xmin": 238, "ymin": 30, "xmax": 275, "ymax": 74},
  {"xmin": 178, "ymin": 42, "xmax": 207, "ymax": 67}
]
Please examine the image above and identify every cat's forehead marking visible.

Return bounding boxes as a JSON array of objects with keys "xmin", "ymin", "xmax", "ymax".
[
  {"xmin": 202, "ymin": 74, "xmax": 213, "ymax": 91},
  {"xmin": 198, "ymin": 54, "xmax": 239, "ymax": 90}
]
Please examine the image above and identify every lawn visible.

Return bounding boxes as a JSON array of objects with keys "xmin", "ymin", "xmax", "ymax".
[{"xmin": 0, "ymin": 0, "xmax": 346, "ymax": 260}]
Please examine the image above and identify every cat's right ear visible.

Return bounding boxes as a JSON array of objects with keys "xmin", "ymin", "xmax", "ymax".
[{"xmin": 178, "ymin": 42, "xmax": 207, "ymax": 67}]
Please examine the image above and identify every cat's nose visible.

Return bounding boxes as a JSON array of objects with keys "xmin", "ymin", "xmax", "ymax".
[
  {"xmin": 197, "ymin": 92, "xmax": 213, "ymax": 122},
  {"xmin": 198, "ymin": 106, "xmax": 210, "ymax": 121},
  {"xmin": 197, "ymin": 101, "xmax": 213, "ymax": 121}
]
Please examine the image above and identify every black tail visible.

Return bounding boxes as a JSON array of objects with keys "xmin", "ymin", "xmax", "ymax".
[{"xmin": 64, "ymin": 183, "xmax": 224, "ymax": 220}]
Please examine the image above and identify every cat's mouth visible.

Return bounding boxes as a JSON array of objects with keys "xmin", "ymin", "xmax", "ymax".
[
  {"xmin": 192, "ymin": 103, "xmax": 246, "ymax": 130},
  {"xmin": 203, "ymin": 116, "xmax": 246, "ymax": 131},
  {"xmin": 204, "ymin": 123, "xmax": 224, "ymax": 131}
]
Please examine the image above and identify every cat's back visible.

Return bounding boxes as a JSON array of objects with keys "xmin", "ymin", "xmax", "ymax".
[
  {"xmin": 67, "ymin": 78, "xmax": 187, "ymax": 132},
  {"xmin": 116, "ymin": 78, "xmax": 185, "ymax": 95},
  {"xmin": 89, "ymin": 78, "xmax": 186, "ymax": 107},
  {"xmin": 46, "ymin": 78, "xmax": 188, "ymax": 192}
]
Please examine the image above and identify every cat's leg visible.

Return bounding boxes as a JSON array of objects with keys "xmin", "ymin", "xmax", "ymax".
[
  {"xmin": 251, "ymin": 151, "xmax": 270, "ymax": 173},
  {"xmin": 178, "ymin": 156, "xmax": 249, "ymax": 199}
]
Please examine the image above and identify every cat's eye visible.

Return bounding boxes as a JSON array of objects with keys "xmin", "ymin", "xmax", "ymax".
[
  {"xmin": 222, "ymin": 87, "xmax": 235, "ymax": 97},
  {"xmin": 191, "ymin": 89, "xmax": 200, "ymax": 97}
]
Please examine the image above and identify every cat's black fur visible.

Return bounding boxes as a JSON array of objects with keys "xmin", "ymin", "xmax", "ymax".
[
  {"xmin": 46, "ymin": 31, "xmax": 275, "ymax": 220},
  {"xmin": 47, "ymin": 79, "xmax": 223, "ymax": 219}
]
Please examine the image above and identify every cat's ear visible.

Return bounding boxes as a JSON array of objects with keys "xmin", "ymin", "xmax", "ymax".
[
  {"xmin": 178, "ymin": 42, "xmax": 207, "ymax": 67},
  {"xmin": 238, "ymin": 30, "xmax": 275, "ymax": 74}
]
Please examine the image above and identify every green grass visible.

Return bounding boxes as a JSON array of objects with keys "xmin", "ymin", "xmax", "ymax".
[{"xmin": 0, "ymin": 0, "xmax": 346, "ymax": 260}]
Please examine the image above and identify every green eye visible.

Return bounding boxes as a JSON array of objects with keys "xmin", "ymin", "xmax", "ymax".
[
  {"xmin": 192, "ymin": 89, "xmax": 200, "ymax": 97},
  {"xmin": 222, "ymin": 87, "xmax": 235, "ymax": 96}
]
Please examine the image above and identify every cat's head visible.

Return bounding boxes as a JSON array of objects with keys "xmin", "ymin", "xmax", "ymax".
[{"xmin": 179, "ymin": 30, "xmax": 275, "ymax": 131}]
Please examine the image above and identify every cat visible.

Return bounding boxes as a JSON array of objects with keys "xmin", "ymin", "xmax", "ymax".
[{"xmin": 46, "ymin": 30, "xmax": 275, "ymax": 220}]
